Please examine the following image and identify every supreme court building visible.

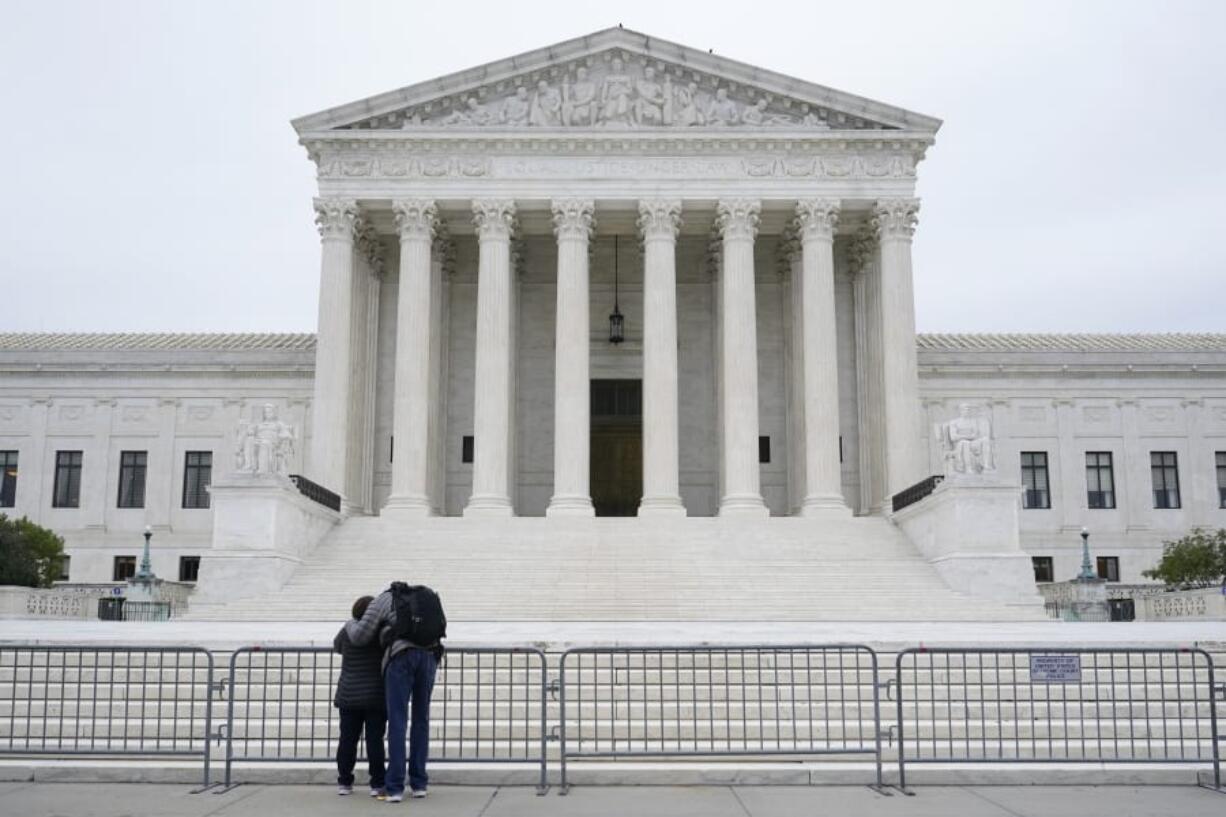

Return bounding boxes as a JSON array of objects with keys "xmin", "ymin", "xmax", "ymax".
[{"xmin": 2, "ymin": 29, "xmax": 1225, "ymax": 617}]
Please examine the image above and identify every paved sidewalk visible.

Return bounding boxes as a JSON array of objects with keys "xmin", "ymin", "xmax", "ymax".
[{"xmin": 0, "ymin": 782, "xmax": 1222, "ymax": 816}]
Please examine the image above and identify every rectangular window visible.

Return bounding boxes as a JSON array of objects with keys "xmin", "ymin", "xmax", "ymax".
[
  {"xmin": 53, "ymin": 450, "xmax": 84, "ymax": 508},
  {"xmin": 116, "ymin": 450, "xmax": 148, "ymax": 509},
  {"xmin": 1020, "ymin": 452, "xmax": 1051, "ymax": 509},
  {"xmin": 57, "ymin": 555, "xmax": 70, "ymax": 582},
  {"xmin": 1032, "ymin": 556, "xmax": 1054, "ymax": 583},
  {"xmin": 1218, "ymin": 452, "xmax": 1226, "ymax": 509},
  {"xmin": 178, "ymin": 556, "xmax": 201, "ymax": 583},
  {"xmin": 759, "ymin": 436, "xmax": 771, "ymax": 464},
  {"xmin": 182, "ymin": 451, "xmax": 212, "ymax": 509},
  {"xmin": 1150, "ymin": 451, "xmax": 1181, "ymax": 509},
  {"xmin": 0, "ymin": 450, "xmax": 16, "ymax": 508},
  {"xmin": 1085, "ymin": 452, "xmax": 1116, "ymax": 509},
  {"xmin": 1096, "ymin": 556, "xmax": 1120, "ymax": 582},
  {"xmin": 112, "ymin": 556, "xmax": 136, "ymax": 582},
  {"xmin": 461, "ymin": 435, "xmax": 474, "ymax": 464}
]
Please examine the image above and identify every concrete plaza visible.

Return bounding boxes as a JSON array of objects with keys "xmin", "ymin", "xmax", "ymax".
[{"xmin": 0, "ymin": 783, "xmax": 1223, "ymax": 817}]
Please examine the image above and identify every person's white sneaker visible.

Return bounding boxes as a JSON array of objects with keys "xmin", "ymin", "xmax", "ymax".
[
  {"xmin": 337, "ymin": 785, "xmax": 354, "ymax": 796},
  {"xmin": 370, "ymin": 787, "xmax": 386, "ymax": 798},
  {"xmin": 410, "ymin": 789, "xmax": 428, "ymax": 799},
  {"xmin": 385, "ymin": 792, "xmax": 404, "ymax": 803}
]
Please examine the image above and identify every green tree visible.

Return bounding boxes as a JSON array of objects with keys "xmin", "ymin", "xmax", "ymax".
[
  {"xmin": 1142, "ymin": 528, "xmax": 1226, "ymax": 589},
  {"xmin": 0, "ymin": 514, "xmax": 66, "ymax": 588}
]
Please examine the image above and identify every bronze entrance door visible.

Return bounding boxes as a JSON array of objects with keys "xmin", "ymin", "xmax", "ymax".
[{"xmin": 589, "ymin": 379, "xmax": 642, "ymax": 517}]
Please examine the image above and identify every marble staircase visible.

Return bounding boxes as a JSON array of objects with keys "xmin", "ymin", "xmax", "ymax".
[{"xmin": 188, "ymin": 515, "xmax": 1046, "ymax": 622}]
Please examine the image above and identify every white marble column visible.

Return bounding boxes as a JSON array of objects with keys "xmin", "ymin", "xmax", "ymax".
[
  {"xmin": 309, "ymin": 197, "xmax": 359, "ymax": 497},
  {"xmin": 796, "ymin": 199, "xmax": 851, "ymax": 514},
  {"xmin": 716, "ymin": 199, "xmax": 768, "ymax": 516},
  {"xmin": 464, "ymin": 200, "xmax": 517, "ymax": 517},
  {"xmin": 782, "ymin": 231, "xmax": 806, "ymax": 513},
  {"xmin": 638, "ymin": 198, "xmax": 686, "ymax": 517},
  {"xmin": 547, "ymin": 199, "xmax": 596, "ymax": 516},
  {"xmin": 873, "ymin": 198, "xmax": 925, "ymax": 499},
  {"xmin": 384, "ymin": 199, "xmax": 438, "ymax": 516}
]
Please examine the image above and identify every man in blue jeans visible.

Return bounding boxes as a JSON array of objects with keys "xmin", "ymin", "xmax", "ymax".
[{"xmin": 345, "ymin": 587, "xmax": 440, "ymax": 803}]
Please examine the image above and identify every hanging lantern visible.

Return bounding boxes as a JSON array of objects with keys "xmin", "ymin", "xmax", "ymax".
[{"xmin": 609, "ymin": 235, "xmax": 625, "ymax": 344}]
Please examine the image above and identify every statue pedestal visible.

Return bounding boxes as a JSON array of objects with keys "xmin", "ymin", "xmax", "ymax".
[
  {"xmin": 893, "ymin": 476, "xmax": 1044, "ymax": 610},
  {"xmin": 1066, "ymin": 577, "xmax": 1110, "ymax": 622},
  {"xmin": 194, "ymin": 473, "xmax": 340, "ymax": 604}
]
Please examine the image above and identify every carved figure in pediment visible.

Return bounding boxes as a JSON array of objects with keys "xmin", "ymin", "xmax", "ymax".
[
  {"xmin": 742, "ymin": 98, "xmax": 767, "ymax": 126},
  {"xmin": 706, "ymin": 87, "xmax": 740, "ymax": 126},
  {"xmin": 501, "ymin": 86, "xmax": 531, "ymax": 126},
  {"xmin": 530, "ymin": 79, "xmax": 562, "ymax": 127},
  {"xmin": 633, "ymin": 66, "xmax": 667, "ymax": 126},
  {"xmin": 799, "ymin": 104, "xmax": 829, "ymax": 129},
  {"xmin": 600, "ymin": 57, "xmax": 635, "ymax": 126},
  {"xmin": 672, "ymin": 81, "xmax": 703, "ymax": 127},
  {"xmin": 562, "ymin": 66, "xmax": 598, "ymax": 127},
  {"xmin": 444, "ymin": 97, "xmax": 492, "ymax": 125}
]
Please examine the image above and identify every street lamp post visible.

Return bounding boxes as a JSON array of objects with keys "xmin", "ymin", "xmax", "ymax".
[
  {"xmin": 136, "ymin": 525, "xmax": 156, "ymax": 581},
  {"xmin": 1077, "ymin": 526, "xmax": 1096, "ymax": 582}
]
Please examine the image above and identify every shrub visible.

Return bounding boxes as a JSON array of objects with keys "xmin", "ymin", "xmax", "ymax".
[
  {"xmin": 0, "ymin": 514, "xmax": 66, "ymax": 588},
  {"xmin": 1142, "ymin": 528, "xmax": 1226, "ymax": 590}
]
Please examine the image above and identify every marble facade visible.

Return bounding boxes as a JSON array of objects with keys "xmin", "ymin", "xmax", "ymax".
[{"xmin": 1, "ymin": 30, "xmax": 1224, "ymax": 602}]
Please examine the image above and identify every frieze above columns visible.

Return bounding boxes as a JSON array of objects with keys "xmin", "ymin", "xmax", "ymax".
[{"xmin": 307, "ymin": 145, "xmax": 923, "ymax": 183}]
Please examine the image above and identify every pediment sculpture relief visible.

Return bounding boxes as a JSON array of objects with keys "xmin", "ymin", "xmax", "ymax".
[{"xmin": 343, "ymin": 54, "xmax": 887, "ymax": 131}]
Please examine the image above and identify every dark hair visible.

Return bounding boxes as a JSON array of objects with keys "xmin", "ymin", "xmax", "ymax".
[{"xmin": 352, "ymin": 595, "xmax": 374, "ymax": 620}]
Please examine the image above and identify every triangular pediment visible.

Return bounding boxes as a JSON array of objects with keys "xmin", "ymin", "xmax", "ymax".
[{"xmin": 293, "ymin": 28, "xmax": 940, "ymax": 135}]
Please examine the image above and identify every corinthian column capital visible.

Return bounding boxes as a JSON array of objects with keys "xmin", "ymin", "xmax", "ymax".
[
  {"xmin": 551, "ymin": 198, "xmax": 596, "ymax": 241},
  {"xmin": 313, "ymin": 197, "xmax": 359, "ymax": 241},
  {"xmin": 715, "ymin": 198, "xmax": 761, "ymax": 241},
  {"xmin": 392, "ymin": 199, "xmax": 438, "ymax": 242},
  {"xmin": 795, "ymin": 199, "xmax": 840, "ymax": 242},
  {"xmin": 872, "ymin": 197, "xmax": 920, "ymax": 241},
  {"xmin": 637, "ymin": 199, "xmax": 682, "ymax": 241},
  {"xmin": 472, "ymin": 199, "xmax": 517, "ymax": 240},
  {"xmin": 845, "ymin": 227, "xmax": 877, "ymax": 275}
]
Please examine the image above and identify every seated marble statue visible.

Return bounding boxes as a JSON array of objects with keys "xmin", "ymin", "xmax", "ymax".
[
  {"xmin": 935, "ymin": 402, "xmax": 995, "ymax": 477},
  {"xmin": 235, "ymin": 403, "xmax": 297, "ymax": 477}
]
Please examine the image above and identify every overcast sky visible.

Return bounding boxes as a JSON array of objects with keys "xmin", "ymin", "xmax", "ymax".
[{"xmin": 2, "ymin": 1, "xmax": 1223, "ymax": 335}]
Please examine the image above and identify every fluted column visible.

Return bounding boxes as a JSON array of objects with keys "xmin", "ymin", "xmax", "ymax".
[
  {"xmin": 547, "ymin": 199, "xmax": 596, "ymax": 516},
  {"xmin": 796, "ymin": 200, "xmax": 851, "ymax": 514},
  {"xmin": 384, "ymin": 199, "xmax": 438, "ymax": 515},
  {"xmin": 873, "ymin": 198, "xmax": 925, "ymax": 498},
  {"xmin": 309, "ymin": 197, "xmax": 359, "ymax": 497},
  {"xmin": 638, "ymin": 199, "xmax": 686, "ymax": 517},
  {"xmin": 716, "ymin": 199, "xmax": 768, "ymax": 516},
  {"xmin": 781, "ymin": 230, "xmax": 806, "ymax": 513},
  {"xmin": 464, "ymin": 200, "xmax": 517, "ymax": 517}
]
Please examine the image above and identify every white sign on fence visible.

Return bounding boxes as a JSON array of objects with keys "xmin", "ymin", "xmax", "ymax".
[{"xmin": 1029, "ymin": 654, "xmax": 1082, "ymax": 683}]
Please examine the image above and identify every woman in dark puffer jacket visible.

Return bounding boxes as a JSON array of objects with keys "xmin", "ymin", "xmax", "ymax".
[{"xmin": 333, "ymin": 595, "xmax": 387, "ymax": 797}]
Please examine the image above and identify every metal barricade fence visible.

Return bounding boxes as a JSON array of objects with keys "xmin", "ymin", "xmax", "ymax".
[
  {"xmin": 0, "ymin": 645, "xmax": 216, "ymax": 788},
  {"xmin": 558, "ymin": 645, "xmax": 886, "ymax": 792},
  {"xmin": 222, "ymin": 647, "xmax": 548, "ymax": 791},
  {"xmin": 894, "ymin": 647, "xmax": 1221, "ymax": 792}
]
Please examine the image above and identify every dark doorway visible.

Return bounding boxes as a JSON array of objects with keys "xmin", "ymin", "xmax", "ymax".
[{"xmin": 590, "ymin": 379, "xmax": 642, "ymax": 517}]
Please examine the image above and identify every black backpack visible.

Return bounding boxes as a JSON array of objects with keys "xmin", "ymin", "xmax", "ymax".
[{"xmin": 389, "ymin": 582, "xmax": 447, "ymax": 647}]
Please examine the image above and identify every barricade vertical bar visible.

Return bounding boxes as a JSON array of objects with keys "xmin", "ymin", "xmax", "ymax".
[
  {"xmin": 559, "ymin": 651, "xmax": 570, "ymax": 794},
  {"xmin": 895, "ymin": 651, "xmax": 909, "ymax": 793}
]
